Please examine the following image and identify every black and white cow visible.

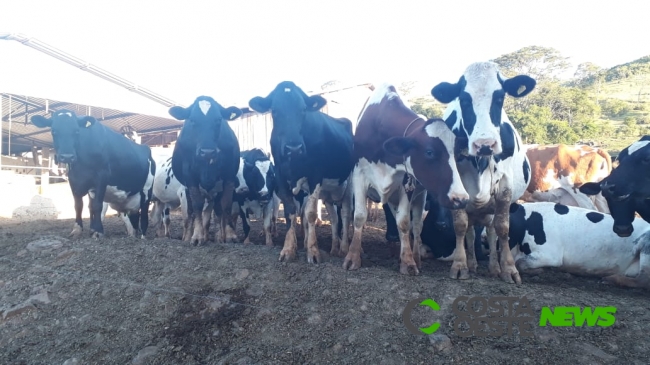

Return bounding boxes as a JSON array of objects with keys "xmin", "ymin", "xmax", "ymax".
[
  {"xmin": 31, "ymin": 110, "xmax": 155, "ymax": 239},
  {"xmin": 229, "ymin": 148, "xmax": 278, "ymax": 246},
  {"xmin": 248, "ymin": 81, "xmax": 354, "ymax": 263},
  {"xmin": 580, "ymin": 136, "xmax": 650, "ymax": 237},
  {"xmin": 150, "ymin": 156, "xmax": 188, "ymax": 238},
  {"xmin": 431, "ymin": 61, "xmax": 535, "ymax": 283},
  {"xmin": 503, "ymin": 202, "xmax": 650, "ymax": 289},
  {"xmin": 168, "ymin": 96, "xmax": 242, "ymax": 245}
]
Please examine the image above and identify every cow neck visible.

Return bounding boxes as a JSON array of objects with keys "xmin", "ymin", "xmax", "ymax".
[{"xmin": 401, "ymin": 116, "xmax": 425, "ymax": 204}]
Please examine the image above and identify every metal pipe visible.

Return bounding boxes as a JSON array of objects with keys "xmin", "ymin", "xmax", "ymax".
[
  {"xmin": 0, "ymin": 93, "xmax": 3, "ymax": 170},
  {"xmin": 8, "ymin": 95, "xmax": 11, "ymax": 156}
]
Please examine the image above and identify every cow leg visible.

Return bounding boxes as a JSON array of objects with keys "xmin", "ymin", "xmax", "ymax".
[
  {"xmin": 180, "ymin": 188, "xmax": 192, "ymax": 242},
  {"xmin": 220, "ymin": 182, "xmax": 237, "ymax": 244},
  {"xmin": 163, "ymin": 207, "xmax": 172, "ymax": 238},
  {"xmin": 202, "ymin": 198, "xmax": 214, "ymax": 243},
  {"xmin": 240, "ymin": 205, "xmax": 252, "ymax": 245},
  {"xmin": 392, "ymin": 191, "xmax": 419, "ymax": 276},
  {"xmin": 262, "ymin": 202, "xmax": 273, "ymax": 246},
  {"xmin": 89, "ymin": 183, "xmax": 108, "ymax": 239},
  {"xmin": 383, "ymin": 203, "xmax": 400, "ymax": 242},
  {"xmin": 325, "ymin": 200, "xmax": 340, "ymax": 256},
  {"xmin": 304, "ymin": 184, "xmax": 323, "ymax": 264},
  {"xmin": 465, "ymin": 226, "xmax": 478, "ymax": 273},
  {"xmin": 410, "ymin": 187, "xmax": 427, "ymax": 270},
  {"xmin": 344, "ymin": 170, "xmax": 368, "ymax": 270},
  {"xmin": 71, "ymin": 194, "xmax": 84, "ymax": 239},
  {"xmin": 150, "ymin": 200, "xmax": 164, "ymax": 237},
  {"xmin": 278, "ymin": 188, "xmax": 299, "ymax": 261},
  {"xmin": 188, "ymin": 187, "xmax": 206, "ymax": 245},
  {"xmin": 231, "ymin": 201, "xmax": 240, "ymax": 239},
  {"xmin": 138, "ymin": 192, "xmax": 150, "ymax": 239},
  {"xmin": 494, "ymin": 187, "xmax": 521, "ymax": 284},
  {"xmin": 450, "ymin": 208, "xmax": 470, "ymax": 280},
  {"xmin": 339, "ymin": 183, "xmax": 353, "ymax": 256}
]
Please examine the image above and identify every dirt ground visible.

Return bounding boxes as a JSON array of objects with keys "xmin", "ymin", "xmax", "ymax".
[{"xmin": 1, "ymin": 206, "xmax": 650, "ymax": 365}]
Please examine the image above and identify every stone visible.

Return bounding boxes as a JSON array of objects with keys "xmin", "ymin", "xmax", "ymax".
[
  {"xmin": 580, "ymin": 342, "xmax": 617, "ymax": 362},
  {"xmin": 62, "ymin": 358, "xmax": 80, "ymax": 365},
  {"xmin": 236, "ymin": 269, "xmax": 250, "ymax": 280},
  {"xmin": 132, "ymin": 346, "xmax": 159, "ymax": 364},
  {"xmin": 28, "ymin": 290, "xmax": 51, "ymax": 305},
  {"xmin": 26, "ymin": 238, "xmax": 63, "ymax": 252},
  {"xmin": 2, "ymin": 302, "xmax": 36, "ymax": 320},
  {"xmin": 428, "ymin": 334, "xmax": 452, "ymax": 353}
]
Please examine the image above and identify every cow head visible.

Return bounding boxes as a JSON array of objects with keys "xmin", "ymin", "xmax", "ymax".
[
  {"xmin": 431, "ymin": 62, "xmax": 536, "ymax": 156},
  {"xmin": 580, "ymin": 182, "xmax": 640, "ymax": 237},
  {"xmin": 248, "ymin": 81, "xmax": 327, "ymax": 158},
  {"xmin": 599, "ymin": 136, "xmax": 650, "ymax": 200},
  {"xmin": 244, "ymin": 158, "xmax": 275, "ymax": 203},
  {"xmin": 383, "ymin": 118, "xmax": 469, "ymax": 209},
  {"xmin": 169, "ymin": 96, "xmax": 242, "ymax": 161},
  {"xmin": 31, "ymin": 110, "xmax": 97, "ymax": 164}
]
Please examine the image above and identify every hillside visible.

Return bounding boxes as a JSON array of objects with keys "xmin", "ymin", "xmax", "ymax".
[{"xmin": 405, "ymin": 52, "xmax": 650, "ymax": 155}]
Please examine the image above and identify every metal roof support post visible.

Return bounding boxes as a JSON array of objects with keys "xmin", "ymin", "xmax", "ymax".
[
  {"xmin": 0, "ymin": 94, "xmax": 3, "ymax": 171},
  {"xmin": 8, "ymin": 94, "xmax": 11, "ymax": 156}
]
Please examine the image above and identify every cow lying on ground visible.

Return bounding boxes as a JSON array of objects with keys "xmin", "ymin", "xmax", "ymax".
[
  {"xmin": 249, "ymin": 81, "xmax": 354, "ymax": 263},
  {"xmin": 346, "ymin": 83, "xmax": 469, "ymax": 275},
  {"xmin": 168, "ymin": 96, "xmax": 242, "ymax": 245},
  {"xmin": 431, "ymin": 61, "xmax": 535, "ymax": 283},
  {"xmin": 31, "ymin": 110, "xmax": 155, "ymax": 239},
  {"xmin": 580, "ymin": 136, "xmax": 650, "ymax": 237},
  {"xmin": 150, "ymin": 156, "xmax": 188, "ymax": 238},
  {"xmin": 504, "ymin": 202, "xmax": 650, "ymax": 289},
  {"xmin": 522, "ymin": 144, "xmax": 611, "ymax": 213},
  {"xmin": 230, "ymin": 148, "xmax": 278, "ymax": 246}
]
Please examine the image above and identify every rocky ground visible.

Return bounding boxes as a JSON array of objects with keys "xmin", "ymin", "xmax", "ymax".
[{"xmin": 1, "ymin": 208, "xmax": 649, "ymax": 365}]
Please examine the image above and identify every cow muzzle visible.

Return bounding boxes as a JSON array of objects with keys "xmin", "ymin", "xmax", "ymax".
[
  {"xmin": 283, "ymin": 143, "xmax": 304, "ymax": 156},
  {"xmin": 600, "ymin": 181, "xmax": 629, "ymax": 201},
  {"xmin": 613, "ymin": 224, "xmax": 633, "ymax": 237},
  {"xmin": 472, "ymin": 138, "xmax": 498, "ymax": 156},
  {"xmin": 58, "ymin": 153, "xmax": 76, "ymax": 163}
]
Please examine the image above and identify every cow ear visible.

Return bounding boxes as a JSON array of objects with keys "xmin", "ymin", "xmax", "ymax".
[
  {"xmin": 431, "ymin": 82, "xmax": 460, "ymax": 104},
  {"xmin": 169, "ymin": 106, "xmax": 190, "ymax": 121},
  {"xmin": 306, "ymin": 95, "xmax": 327, "ymax": 111},
  {"xmin": 509, "ymin": 202, "xmax": 521, "ymax": 213},
  {"xmin": 77, "ymin": 116, "xmax": 97, "ymax": 128},
  {"xmin": 31, "ymin": 115, "xmax": 52, "ymax": 128},
  {"xmin": 579, "ymin": 182, "xmax": 602, "ymax": 196},
  {"xmin": 383, "ymin": 137, "xmax": 416, "ymax": 156},
  {"xmin": 222, "ymin": 106, "xmax": 242, "ymax": 121},
  {"xmin": 503, "ymin": 75, "xmax": 536, "ymax": 98},
  {"xmin": 249, "ymin": 96, "xmax": 271, "ymax": 113}
]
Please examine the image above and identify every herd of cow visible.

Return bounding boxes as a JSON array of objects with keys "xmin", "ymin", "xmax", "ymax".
[{"xmin": 28, "ymin": 61, "xmax": 650, "ymax": 289}]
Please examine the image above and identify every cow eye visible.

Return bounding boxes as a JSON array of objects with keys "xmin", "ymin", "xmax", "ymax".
[
  {"xmin": 643, "ymin": 156, "xmax": 650, "ymax": 164},
  {"xmin": 425, "ymin": 150, "xmax": 436, "ymax": 159}
]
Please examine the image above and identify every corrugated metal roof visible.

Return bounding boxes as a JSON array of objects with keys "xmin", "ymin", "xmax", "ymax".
[{"xmin": 1, "ymin": 92, "xmax": 183, "ymax": 154}]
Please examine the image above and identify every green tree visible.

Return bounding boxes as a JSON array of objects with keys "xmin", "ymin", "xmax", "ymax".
[
  {"xmin": 573, "ymin": 62, "xmax": 605, "ymax": 101},
  {"xmin": 492, "ymin": 46, "xmax": 571, "ymax": 81},
  {"xmin": 410, "ymin": 98, "xmax": 444, "ymax": 119}
]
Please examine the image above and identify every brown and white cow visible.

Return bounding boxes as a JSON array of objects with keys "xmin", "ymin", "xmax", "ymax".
[
  {"xmin": 522, "ymin": 144, "xmax": 611, "ymax": 213},
  {"xmin": 344, "ymin": 83, "xmax": 469, "ymax": 275}
]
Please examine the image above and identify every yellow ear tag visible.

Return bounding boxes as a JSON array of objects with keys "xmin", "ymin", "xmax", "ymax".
[
  {"xmin": 517, "ymin": 85, "xmax": 526, "ymax": 95},
  {"xmin": 85, "ymin": 121, "xmax": 92, "ymax": 128},
  {"xmin": 230, "ymin": 112, "xmax": 236, "ymax": 119}
]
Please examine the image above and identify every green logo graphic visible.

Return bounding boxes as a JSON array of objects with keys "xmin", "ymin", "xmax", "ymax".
[{"xmin": 402, "ymin": 297, "xmax": 441, "ymax": 335}]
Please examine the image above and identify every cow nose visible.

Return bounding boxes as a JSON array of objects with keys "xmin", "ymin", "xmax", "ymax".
[
  {"xmin": 59, "ymin": 154, "xmax": 75, "ymax": 162},
  {"xmin": 199, "ymin": 148, "xmax": 216, "ymax": 157},
  {"xmin": 451, "ymin": 197, "xmax": 469, "ymax": 209},
  {"xmin": 284, "ymin": 144, "xmax": 304, "ymax": 156},
  {"xmin": 435, "ymin": 221, "xmax": 448, "ymax": 230},
  {"xmin": 473, "ymin": 139, "xmax": 497, "ymax": 156},
  {"xmin": 613, "ymin": 224, "xmax": 633, "ymax": 237},
  {"xmin": 601, "ymin": 181, "xmax": 616, "ymax": 196}
]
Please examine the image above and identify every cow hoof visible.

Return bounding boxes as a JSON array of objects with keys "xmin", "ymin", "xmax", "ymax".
[
  {"xmin": 343, "ymin": 251, "xmax": 361, "ymax": 271},
  {"xmin": 450, "ymin": 262, "xmax": 470, "ymax": 280},
  {"xmin": 70, "ymin": 226, "xmax": 83, "ymax": 240},
  {"xmin": 265, "ymin": 238, "xmax": 273, "ymax": 247},
  {"xmin": 500, "ymin": 266, "xmax": 522, "ymax": 284},
  {"xmin": 468, "ymin": 259, "xmax": 478, "ymax": 273},
  {"xmin": 91, "ymin": 232, "xmax": 104, "ymax": 240},
  {"xmin": 279, "ymin": 248, "xmax": 296, "ymax": 262},
  {"xmin": 330, "ymin": 247, "xmax": 341, "ymax": 257},
  {"xmin": 244, "ymin": 237, "xmax": 251, "ymax": 245},
  {"xmin": 400, "ymin": 261, "xmax": 419, "ymax": 276},
  {"xmin": 307, "ymin": 248, "xmax": 321, "ymax": 264},
  {"xmin": 385, "ymin": 233, "xmax": 399, "ymax": 243},
  {"xmin": 488, "ymin": 261, "xmax": 502, "ymax": 277}
]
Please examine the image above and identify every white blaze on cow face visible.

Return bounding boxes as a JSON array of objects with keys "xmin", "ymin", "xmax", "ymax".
[
  {"xmin": 235, "ymin": 157, "xmax": 248, "ymax": 194},
  {"xmin": 198, "ymin": 100, "xmax": 211, "ymax": 115},
  {"xmin": 627, "ymin": 140, "xmax": 650, "ymax": 155},
  {"xmin": 255, "ymin": 160, "xmax": 271, "ymax": 196},
  {"xmin": 424, "ymin": 122, "xmax": 470, "ymax": 203},
  {"xmin": 462, "ymin": 63, "xmax": 504, "ymax": 156}
]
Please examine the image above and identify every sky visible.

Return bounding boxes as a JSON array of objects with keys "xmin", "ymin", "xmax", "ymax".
[{"xmin": 1, "ymin": 0, "xmax": 649, "ymax": 119}]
